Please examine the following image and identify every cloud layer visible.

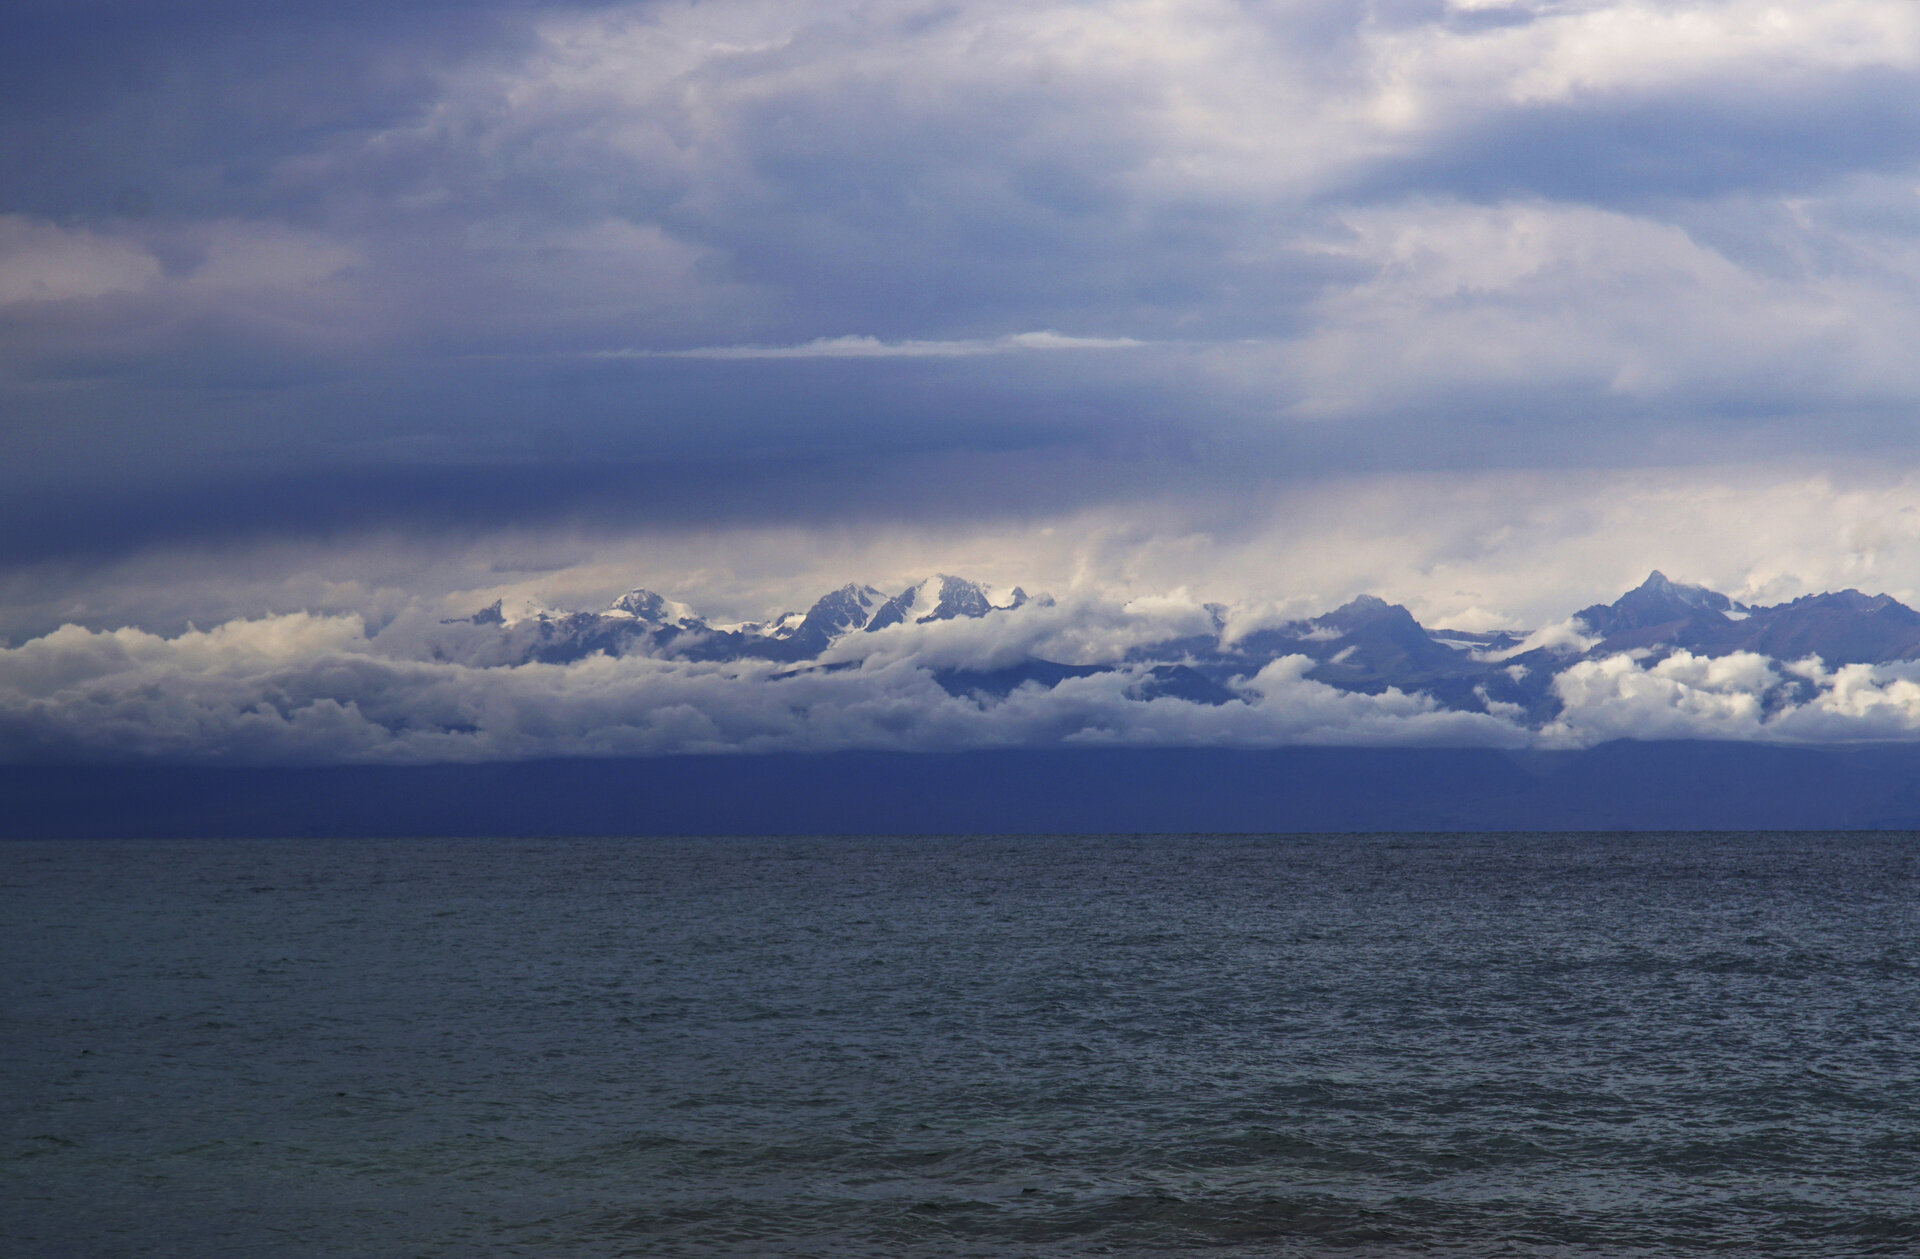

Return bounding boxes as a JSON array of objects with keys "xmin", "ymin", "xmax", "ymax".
[
  {"xmin": 8, "ymin": 0, "xmax": 1920, "ymax": 556},
  {"xmin": 11, "ymin": 0, "xmax": 1920, "ymax": 754},
  {"xmin": 16, "ymin": 573, "xmax": 1920, "ymax": 764}
]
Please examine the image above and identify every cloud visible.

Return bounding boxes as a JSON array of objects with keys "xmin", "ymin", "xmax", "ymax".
[
  {"xmin": 0, "ymin": 606, "xmax": 1529, "ymax": 763},
  {"xmin": 1259, "ymin": 197, "xmax": 1920, "ymax": 419},
  {"xmin": 1545, "ymin": 648, "xmax": 1920, "ymax": 744},
  {"xmin": 0, "ymin": 215, "xmax": 371, "ymax": 387},
  {"xmin": 13, "ymin": 2, "xmax": 1920, "ymax": 379},
  {"xmin": 607, "ymin": 331, "xmax": 1146, "ymax": 359},
  {"xmin": 19, "ymin": 569, "xmax": 1920, "ymax": 762},
  {"xmin": 1390, "ymin": 1, "xmax": 1920, "ymax": 110},
  {"xmin": 9, "ymin": 0, "xmax": 1920, "ymax": 628},
  {"xmin": 1475, "ymin": 618, "xmax": 1598, "ymax": 661},
  {"xmin": 18, "ymin": 460, "xmax": 1920, "ymax": 649},
  {"xmin": 0, "ymin": 217, "xmax": 162, "ymax": 304}
]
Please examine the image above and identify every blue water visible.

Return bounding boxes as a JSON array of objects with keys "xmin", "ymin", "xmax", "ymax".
[{"xmin": 5, "ymin": 833, "xmax": 1920, "ymax": 1256}]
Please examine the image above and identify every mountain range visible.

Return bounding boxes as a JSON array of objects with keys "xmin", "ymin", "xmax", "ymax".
[{"xmin": 440, "ymin": 570, "xmax": 1920, "ymax": 724}]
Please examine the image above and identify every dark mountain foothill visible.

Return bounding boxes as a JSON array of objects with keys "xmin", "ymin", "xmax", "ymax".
[
  {"xmin": 934, "ymin": 661, "xmax": 1107, "ymax": 701},
  {"xmin": 1127, "ymin": 664, "xmax": 1241, "ymax": 706},
  {"xmin": 437, "ymin": 570, "xmax": 1920, "ymax": 726}
]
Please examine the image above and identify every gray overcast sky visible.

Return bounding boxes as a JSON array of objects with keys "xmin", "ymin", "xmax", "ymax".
[
  {"xmin": 17, "ymin": 0, "xmax": 1920, "ymax": 761},
  {"xmin": 6, "ymin": 0, "xmax": 1920, "ymax": 614}
]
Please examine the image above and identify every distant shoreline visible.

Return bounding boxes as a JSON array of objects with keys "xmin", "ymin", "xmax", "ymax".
[{"xmin": 8, "ymin": 740, "xmax": 1920, "ymax": 838}]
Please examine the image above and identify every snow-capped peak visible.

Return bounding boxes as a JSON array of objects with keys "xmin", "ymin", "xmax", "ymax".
[
  {"xmin": 608, "ymin": 588, "xmax": 700, "ymax": 625},
  {"xmin": 863, "ymin": 574, "xmax": 1022, "ymax": 632}
]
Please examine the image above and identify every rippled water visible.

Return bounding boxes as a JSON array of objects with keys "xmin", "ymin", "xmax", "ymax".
[{"xmin": 6, "ymin": 833, "xmax": 1920, "ymax": 1256}]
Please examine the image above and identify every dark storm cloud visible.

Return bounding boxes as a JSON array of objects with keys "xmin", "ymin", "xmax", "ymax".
[
  {"xmin": 0, "ymin": 1, "xmax": 547, "ymax": 222},
  {"xmin": 0, "ymin": 340, "xmax": 1242, "ymax": 562},
  {"xmin": 7, "ymin": 0, "xmax": 1920, "ymax": 565}
]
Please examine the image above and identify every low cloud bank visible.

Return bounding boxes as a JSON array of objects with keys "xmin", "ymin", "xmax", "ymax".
[
  {"xmin": 1546, "ymin": 650, "xmax": 1920, "ymax": 744},
  {"xmin": 10, "ymin": 589, "xmax": 1920, "ymax": 764},
  {"xmin": 0, "ymin": 611, "xmax": 1503, "ymax": 763}
]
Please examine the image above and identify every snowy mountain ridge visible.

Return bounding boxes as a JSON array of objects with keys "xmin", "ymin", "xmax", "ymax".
[
  {"xmin": 422, "ymin": 570, "xmax": 1920, "ymax": 726},
  {"xmin": 29, "ymin": 569, "xmax": 1920, "ymax": 763}
]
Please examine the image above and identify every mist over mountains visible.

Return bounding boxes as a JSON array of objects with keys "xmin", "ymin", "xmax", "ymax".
[
  {"xmin": 431, "ymin": 568, "xmax": 1920, "ymax": 723},
  {"xmin": 10, "ymin": 567, "xmax": 1920, "ymax": 765}
]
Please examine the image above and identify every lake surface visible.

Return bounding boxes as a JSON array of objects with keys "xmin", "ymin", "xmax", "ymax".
[{"xmin": 6, "ymin": 833, "xmax": 1920, "ymax": 1256}]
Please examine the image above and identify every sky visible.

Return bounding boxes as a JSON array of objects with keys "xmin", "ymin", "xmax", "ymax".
[{"xmin": 9, "ymin": 0, "xmax": 1920, "ymax": 760}]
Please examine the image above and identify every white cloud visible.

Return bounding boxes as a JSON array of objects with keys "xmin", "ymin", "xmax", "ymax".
[
  {"xmin": 613, "ymin": 331, "xmax": 1145, "ymax": 359},
  {"xmin": 20, "ymin": 577, "xmax": 1920, "ymax": 762},
  {"xmin": 1544, "ymin": 648, "xmax": 1920, "ymax": 744},
  {"xmin": 1477, "ymin": 618, "xmax": 1599, "ymax": 661},
  {"xmin": 1259, "ymin": 198, "xmax": 1920, "ymax": 418},
  {"xmin": 1547, "ymin": 648, "xmax": 1779, "ymax": 742},
  {"xmin": 0, "ymin": 608, "xmax": 1525, "ymax": 762},
  {"xmin": 1381, "ymin": 0, "xmax": 1920, "ymax": 116}
]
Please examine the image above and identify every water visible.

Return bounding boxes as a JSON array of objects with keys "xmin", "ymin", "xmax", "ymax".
[{"xmin": 5, "ymin": 833, "xmax": 1920, "ymax": 1257}]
